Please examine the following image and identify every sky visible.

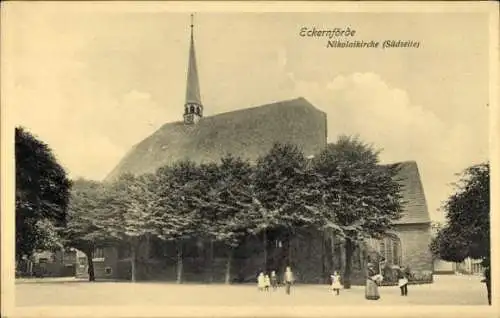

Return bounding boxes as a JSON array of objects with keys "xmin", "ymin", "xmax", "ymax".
[{"xmin": 3, "ymin": 5, "xmax": 491, "ymax": 222}]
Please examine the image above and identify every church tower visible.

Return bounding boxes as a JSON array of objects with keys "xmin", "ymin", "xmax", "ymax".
[{"xmin": 183, "ymin": 14, "xmax": 203, "ymax": 125}]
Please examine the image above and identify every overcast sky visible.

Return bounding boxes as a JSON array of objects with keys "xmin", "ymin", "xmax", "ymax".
[{"xmin": 4, "ymin": 5, "xmax": 490, "ymax": 222}]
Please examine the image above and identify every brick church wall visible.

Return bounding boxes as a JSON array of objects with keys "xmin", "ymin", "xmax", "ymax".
[
  {"xmin": 396, "ymin": 223, "xmax": 434, "ymax": 282},
  {"xmin": 97, "ymin": 223, "xmax": 433, "ymax": 285}
]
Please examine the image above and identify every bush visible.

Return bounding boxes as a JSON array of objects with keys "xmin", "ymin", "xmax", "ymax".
[
  {"xmin": 408, "ymin": 270, "xmax": 433, "ymax": 284},
  {"xmin": 381, "ymin": 264, "xmax": 397, "ymax": 284}
]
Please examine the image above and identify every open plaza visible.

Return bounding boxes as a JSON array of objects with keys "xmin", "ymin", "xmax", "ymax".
[{"xmin": 15, "ymin": 275, "xmax": 488, "ymax": 307}]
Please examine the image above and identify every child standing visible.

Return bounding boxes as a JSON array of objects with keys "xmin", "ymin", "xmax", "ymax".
[
  {"xmin": 257, "ymin": 272, "xmax": 265, "ymax": 291},
  {"xmin": 330, "ymin": 271, "xmax": 342, "ymax": 295},
  {"xmin": 270, "ymin": 271, "xmax": 278, "ymax": 291},
  {"xmin": 264, "ymin": 273, "xmax": 271, "ymax": 291}
]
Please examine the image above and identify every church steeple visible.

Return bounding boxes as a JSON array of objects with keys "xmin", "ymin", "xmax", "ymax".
[{"xmin": 184, "ymin": 14, "xmax": 203, "ymax": 125}]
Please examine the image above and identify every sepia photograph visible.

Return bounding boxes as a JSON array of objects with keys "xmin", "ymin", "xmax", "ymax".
[{"xmin": 1, "ymin": 2, "xmax": 498, "ymax": 317}]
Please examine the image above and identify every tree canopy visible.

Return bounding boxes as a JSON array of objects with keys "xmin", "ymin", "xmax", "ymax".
[
  {"xmin": 48, "ymin": 137, "xmax": 404, "ymax": 284},
  {"xmin": 311, "ymin": 136, "xmax": 404, "ymax": 240},
  {"xmin": 64, "ymin": 179, "xmax": 110, "ymax": 250},
  {"xmin": 430, "ymin": 162, "xmax": 490, "ymax": 266},
  {"xmin": 196, "ymin": 155, "xmax": 254, "ymax": 247},
  {"xmin": 63, "ymin": 178, "xmax": 112, "ymax": 280},
  {"xmin": 15, "ymin": 127, "xmax": 72, "ymax": 260},
  {"xmin": 309, "ymin": 136, "xmax": 404, "ymax": 287},
  {"xmin": 251, "ymin": 143, "xmax": 321, "ymax": 234}
]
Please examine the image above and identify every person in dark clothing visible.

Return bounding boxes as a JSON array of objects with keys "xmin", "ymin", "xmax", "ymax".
[
  {"xmin": 397, "ymin": 268, "xmax": 409, "ymax": 296},
  {"xmin": 270, "ymin": 271, "xmax": 278, "ymax": 291},
  {"xmin": 283, "ymin": 266, "xmax": 294, "ymax": 295},
  {"xmin": 365, "ymin": 263, "xmax": 380, "ymax": 300},
  {"xmin": 481, "ymin": 266, "xmax": 491, "ymax": 305}
]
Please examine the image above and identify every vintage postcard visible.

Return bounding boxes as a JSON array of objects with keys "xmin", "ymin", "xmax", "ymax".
[{"xmin": 1, "ymin": 1, "xmax": 498, "ymax": 318}]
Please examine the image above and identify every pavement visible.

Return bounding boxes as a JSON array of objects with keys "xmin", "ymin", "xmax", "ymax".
[{"xmin": 14, "ymin": 274, "xmax": 489, "ymax": 307}]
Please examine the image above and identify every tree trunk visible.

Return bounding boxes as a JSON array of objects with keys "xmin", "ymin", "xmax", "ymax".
[
  {"xmin": 28, "ymin": 259, "xmax": 34, "ymax": 277},
  {"xmin": 288, "ymin": 236, "xmax": 292, "ymax": 267},
  {"xmin": 321, "ymin": 230, "xmax": 326, "ymax": 283},
  {"xmin": 84, "ymin": 250, "xmax": 95, "ymax": 282},
  {"xmin": 209, "ymin": 239, "xmax": 214, "ymax": 283},
  {"xmin": 330, "ymin": 233, "xmax": 336, "ymax": 271},
  {"xmin": 343, "ymin": 237, "xmax": 354, "ymax": 289},
  {"xmin": 263, "ymin": 230, "xmax": 268, "ymax": 271},
  {"xmin": 130, "ymin": 245, "xmax": 137, "ymax": 282},
  {"xmin": 324, "ymin": 232, "xmax": 333, "ymax": 281},
  {"xmin": 225, "ymin": 247, "xmax": 234, "ymax": 284},
  {"xmin": 176, "ymin": 240, "xmax": 183, "ymax": 284}
]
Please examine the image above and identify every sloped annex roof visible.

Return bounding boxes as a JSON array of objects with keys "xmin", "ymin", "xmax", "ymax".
[
  {"xmin": 105, "ymin": 97, "xmax": 327, "ymax": 181},
  {"xmin": 390, "ymin": 161, "xmax": 431, "ymax": 225}
]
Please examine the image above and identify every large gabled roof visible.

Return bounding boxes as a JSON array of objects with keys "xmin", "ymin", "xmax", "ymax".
[{"xmin": 105, "ymin": 97, "xmax": 327, "ymax": 181}]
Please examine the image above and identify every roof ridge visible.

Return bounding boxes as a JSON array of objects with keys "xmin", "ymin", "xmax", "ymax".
[
  {"xmin": 155, "ymin": 97, "xmax": 321, "ymax": 129},
  {"xmin": 383, "ymin": 160, "xmax": 417, "ymax": 166},
  {"xmin": 200, "ymin": 96, "xmax": 318, "ymax": 119}
]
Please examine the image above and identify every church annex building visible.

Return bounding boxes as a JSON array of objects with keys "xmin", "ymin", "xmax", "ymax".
[{"xmin": 80, "ymin": 16, "xmax": 434, "ymax": 285}]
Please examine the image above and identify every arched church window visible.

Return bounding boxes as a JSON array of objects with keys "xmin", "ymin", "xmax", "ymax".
[
  {"xmin": 185, "ymin": 106, "xmax": 188, "ymax": 115},
  {"xmin": 190, "ymin": 105, "xmax": 195, "ymax": 113},
  {"xmin": 378, "ymin": 235, "xmax": 402, "ymax": 266},
  {"xmin": 195, "ymin": 106, "xmax": 200, "ymax": 116}
]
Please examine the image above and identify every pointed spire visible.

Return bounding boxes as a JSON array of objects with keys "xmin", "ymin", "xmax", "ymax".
[{"xmin": 185, "ymin": 13, "xmax": 202, "ymax": 113}]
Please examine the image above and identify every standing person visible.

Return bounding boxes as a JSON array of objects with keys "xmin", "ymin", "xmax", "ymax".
[
  {"xmin": 481, "ymin": 265, "xmax": 491, "ymax": 305},
  {"xmin": 270, "ymin": 270, "xmax": 278, "ymax": 291},
  {"xmin": 365, "ymin": 263, "xmax": 381, "ymax": 300},
  {"xmin": 264, "ymin": 273, "xmax": 271, "ymax": 291},
  {"xmin": 397, "ymin": 267, "xmax": 409, "ymax": 296},
  {"xmin": 257, "ymin": 272, "xmax": 265, "ymax": 291},
  {"xmin": 330, "ymin": 271, "xmax": 342, "ymax": 296},
  {"xmin": 284, "ymin": 266, "xmax": 295, "ymax": 295}
]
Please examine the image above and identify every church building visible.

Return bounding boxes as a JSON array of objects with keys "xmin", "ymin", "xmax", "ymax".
[{"xmin": 91, "ymin": 15, "xmax": 434, "ymax": 285}]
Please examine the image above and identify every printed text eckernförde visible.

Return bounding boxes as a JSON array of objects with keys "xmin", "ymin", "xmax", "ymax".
[{"xmin": 299, "ymin": 27, "xmax": 421, "ymax": 49}]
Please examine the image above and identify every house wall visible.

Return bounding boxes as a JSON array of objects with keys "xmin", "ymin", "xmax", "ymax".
[
  {"xmin": 433, "ymin": 259, "xmax": 455, "ymax": 274},
  {"xmin": 25, "ymin": 250, "xmax": 77, "ymax": 277},
  {"xmin": 456, "ymin": 258, "xmax": 484, "ymax": 275},
  {"xmin": 77, "ymin": 247, "xmax": 119, "ymax": 280}
]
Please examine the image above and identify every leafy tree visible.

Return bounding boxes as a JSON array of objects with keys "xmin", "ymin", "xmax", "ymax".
[
  {"xmin": 311, "ymin": 136, "xmax": 404, "ymax": 288},
  {"xmin": 196, "ymin": 155, "xmax": 255, "ymax": 283},
  {"xmin": 15, "ymin": 127, "xmax": 72, "ymax": 261},
  {"xmin": 104, "ymin": 173, "xmax": 157, "ymax": 282},
  {"xmin": 250, "ymin": 143, "xmax": 322, "ymax": 271},
  {"xmin": 32, "ymin": 219, "xmax": 64, "ymax": 251},
  {"xmin": 152, "ymin": 161, "xmax": 204, "ymax": 283},
  {"xmin": 430, "ymin": 163, "xmax": 490, "ymax": 265},
  {"xmin": 63, "ymin": 178, "xmax": 111, "ymax": 281}
]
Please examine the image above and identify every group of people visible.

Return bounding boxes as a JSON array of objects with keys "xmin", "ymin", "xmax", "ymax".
[
  {"xmin": 257, "ymin": 263, "xmax": 412, "ymax": 300},
  {"xmin": 257, "ymin": 266, "xmax": 295, "ymax": 294},
  {"xmin": 330, "ymin": 263, "xmax": 411, "ymax": 299},
  {"xmin": 365, "ymin": 262, "xmax": 410, "ymax": 300},
  {"xmin": 256, "ymin": 263, "xmax": 492, "ymax": 305},
  {"xmin": 329, "ymin": 263, "xmax": 411, "ymax": 299}
]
